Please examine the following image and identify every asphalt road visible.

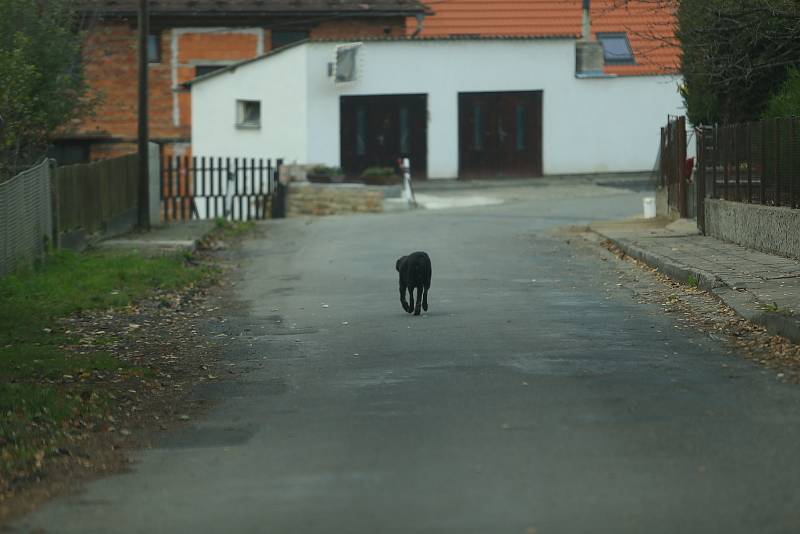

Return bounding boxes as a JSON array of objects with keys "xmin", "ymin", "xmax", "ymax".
[{"xmin": 16, "ymin": 181, "xmax": 800, "ymax": 533}]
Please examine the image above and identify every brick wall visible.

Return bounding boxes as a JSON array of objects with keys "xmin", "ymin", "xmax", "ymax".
[
  {"xmin": 80, "ymin": 23, "xmax": 260, "ymax": 149},
  {"xmin": 75, "ymin": 16, "xmax": 406, "ymax": 162}
]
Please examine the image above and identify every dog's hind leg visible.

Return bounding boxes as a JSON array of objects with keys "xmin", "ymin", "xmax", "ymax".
[
  {"xmin": 414, "ymin": 285, "xmax": 423, "ymax": 315},
  {"xmin": 406, "ymin": 287, "xmax": 415, "ymax": 313},
  {"xmin": 400, "ymin": 285, "xmax": 410, "ymax": 313},
  {"xmin": 422, "ymin": 284, "xmax": 429, "ymax": 312}
]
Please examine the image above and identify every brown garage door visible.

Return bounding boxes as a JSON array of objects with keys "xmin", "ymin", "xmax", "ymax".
[
  {"xmin": 459, "ymin": 91, "xmax": 543, "ymax": 179},
  {"xmin": 340, "ymin": 94, "xmax": 428, "ymax": 179}
]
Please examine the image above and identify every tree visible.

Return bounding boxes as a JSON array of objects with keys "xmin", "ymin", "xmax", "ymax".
[
  {"xmin": 762, "ymin": 67, "xmax": 800, "ymax": 119},
  {"xmin": 0, "ymin": 0, "xmax": 96, "ymax": 178},
  {"xmin": 676, "ymin": 0, "xmax": 800, "ymax": 125}
]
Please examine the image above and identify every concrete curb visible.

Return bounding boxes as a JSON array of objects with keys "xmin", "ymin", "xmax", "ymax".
[
  {"xmin": 611, "ymin": 238, "xmax": 723, "ymax": 291},
  {"xmin": 595, "ymin": 231, "xmax": 800, "ymax": 344},
  {"xmin": 97, "ymin": 239, "xmax": 199, "ymax": 255},
  {"xmin": 95, "ymin": 221, "xmax": 216, "ymax": 256}
]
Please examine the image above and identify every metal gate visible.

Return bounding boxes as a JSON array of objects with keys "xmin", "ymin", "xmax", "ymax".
[
  {"xmin": 161, "ymin": 156, "xmax": 281, "ymax": 221},
  {"xmin": 659, "ymin": 116, "xmax": 689, "ymax": 218}
]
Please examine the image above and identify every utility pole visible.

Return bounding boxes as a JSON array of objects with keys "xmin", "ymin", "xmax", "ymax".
[{"xmin": 137, "ymin": 0, "xmax": 150, "ymax": 229}]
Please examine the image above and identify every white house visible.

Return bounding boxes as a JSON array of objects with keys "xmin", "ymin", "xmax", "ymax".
[{"xmin": 189, "ymin": 36, "xmax": 685, "ymax": 179}]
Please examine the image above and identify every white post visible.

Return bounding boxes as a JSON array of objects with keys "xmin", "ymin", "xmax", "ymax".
[
  {"xmin": 226, "ymin": 170, "xmax": 235, "ymax": 220},
  {"xmin": 401, "ymin": 158, "xmax": 416, "ymax": 208}
]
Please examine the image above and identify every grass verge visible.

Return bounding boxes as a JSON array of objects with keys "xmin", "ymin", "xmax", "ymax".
[
  {"xmin": 0, "ymin": 249, "xmax": 216, "ymax": 480},
  {"xmin": 212, "ymin": 218, "xmax": 256, "ymax": 239}
]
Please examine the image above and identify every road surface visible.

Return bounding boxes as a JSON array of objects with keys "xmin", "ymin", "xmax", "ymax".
[{"xmin": 17, "ymin": 179, "xmax": 800, "ymax": 533}]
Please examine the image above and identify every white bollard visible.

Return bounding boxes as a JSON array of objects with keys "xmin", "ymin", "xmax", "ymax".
[
  {"xmin": 400, "ymin": 158, "xmax": 416, "ymax": 208},
  {"xmin": 643, "ymin": 196, "xmax": 656, "ymax": 219}
]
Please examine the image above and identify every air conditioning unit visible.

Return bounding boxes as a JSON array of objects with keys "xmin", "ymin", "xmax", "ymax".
[{"xmin": 331, "ymin": 43, "xmax": 362, "ymax": 84}]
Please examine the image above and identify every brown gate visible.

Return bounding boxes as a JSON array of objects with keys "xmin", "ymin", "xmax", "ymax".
[
  {"xmin": 659, "ymin": 115, "xmax": 689, "ymax": 218},
  {"xmin": 458, "ymin": 91, "xmax": 543, "ymax": 179}
]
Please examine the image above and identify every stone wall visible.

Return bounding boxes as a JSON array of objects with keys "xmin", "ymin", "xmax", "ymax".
[
  {"xmin": 286, "ymin": 183, "xmax": 384, "ymax": 217},
  {"xmin": 705, "ymin": 198, "xmax": 800, "ymax": 259}
]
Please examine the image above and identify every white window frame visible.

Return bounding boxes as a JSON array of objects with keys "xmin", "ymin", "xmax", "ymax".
[
  {"xmin": 236, "ymin": 99, "xmax": 261, "ymax": 129},
  {"xmin": 333, "ymin": 42, "xmax": 362, "ymax": 85},
  {"xmin": 596, "ymin": 32, "xmax": 635, "ymax": 65}
]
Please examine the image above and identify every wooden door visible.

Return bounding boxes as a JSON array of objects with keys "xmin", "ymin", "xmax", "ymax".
[
  {"xmin": 340, "ymin": 94, "xmax": 428, "ymax": 179},
  {"xmin": 458, "ymin": 91, "xmax": 542, "ymax": 178}
]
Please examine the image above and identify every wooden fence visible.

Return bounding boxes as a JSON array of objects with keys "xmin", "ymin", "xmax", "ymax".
[{"xmin": 55, "ymin": 154, "xmax": 139, "ymax": 246}]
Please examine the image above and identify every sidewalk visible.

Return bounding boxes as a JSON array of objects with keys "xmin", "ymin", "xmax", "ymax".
[
  {"xmin": 590, "ymin": 217, "xmax": 800, "ymax": 343},
  {"xmin": 96, "ymin": 220, "xmax": 215, "ymax": 255}
]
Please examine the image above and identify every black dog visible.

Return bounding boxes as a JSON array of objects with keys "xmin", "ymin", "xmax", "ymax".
[{"xmin": 396, "ymin": 251, "xmax": 432, "ymax": 316}]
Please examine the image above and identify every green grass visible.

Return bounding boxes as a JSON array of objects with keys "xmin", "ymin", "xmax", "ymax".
[
  {"xmin": 0, "ymin": 249, "xmax": 217, "ymax": 476},
  {"xmin": 687, "ymin": 274, "xmax": 699, "ymax": 288},
  {"xmin": 763, "ymin": 301, "xmax": 794, "ymax": 316},
  {"xmin": 213, "ymin": 218, "xmax": 256, "ymax": 239}
]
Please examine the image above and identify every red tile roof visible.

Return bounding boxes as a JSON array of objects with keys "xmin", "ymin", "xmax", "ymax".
[{"xmin": 414, "ymin": 0, "xmax": 679, "ymax": 75}]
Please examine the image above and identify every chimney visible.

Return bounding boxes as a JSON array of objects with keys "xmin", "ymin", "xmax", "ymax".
[
  {"xmin": 575, "ymin": 0, "xmax": 605, "ymax": 76},
  {"xmin": 582, "ymin": 0, "xmax": 591, "ymax": 41}
]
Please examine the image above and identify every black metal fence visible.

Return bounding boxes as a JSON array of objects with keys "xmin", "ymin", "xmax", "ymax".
[
  {"xmin": 697, "ymin": 117, "xmax": 800, "ymax": 209},
  {"xmin": 161, "ymin": 156, "xmax": 280, "ymax": 221}
]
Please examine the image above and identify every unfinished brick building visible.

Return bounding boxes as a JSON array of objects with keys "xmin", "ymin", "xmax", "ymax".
[{"xmin": 57, "ymin": 1, "xmax": 428, "ymax": 164}]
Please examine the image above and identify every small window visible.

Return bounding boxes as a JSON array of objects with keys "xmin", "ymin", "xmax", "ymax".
[
  {"xmin": 515, "ymin": 105, "xmax": 526, "ymax": 151},
  {"xmin": 597, "ymin": 33, "xmax": 635, "ymax": 65},
  {"xmin": 147, "ymin": 33, "xmax": 161, "ymax": 63},
  {"xmin": 473, "ymin": 103, "xmax": 483, "ymax": 151},
  {"xmin": 271, "ymin": 30, "xmax": 309, "ymax": 50},
  {"xmin": 399, "ymin": 106, "xmax": 410, "ymax": 154},
  {"xmin": 334, "ymin": 44, "xmax": 360, "ymax": 84},
  {"xmin": 355, "ymin": 106, "xmax": 367, "ymax": 156},
  {"xmin": 195, "ymin": 65, "xmax": 226, "ymax": 78},
  {"xmin": 236, "ymin": 100, "xmax": 261, "ymax": 128}
]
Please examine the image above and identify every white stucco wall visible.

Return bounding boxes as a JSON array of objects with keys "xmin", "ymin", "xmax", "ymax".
[
  {"xmin": 191, "ymin": 44, "xmax": 308, "ymax": 162},
  {"xmin": 192, "ymin": 39, "xmax": 686, "ymax": 178}
]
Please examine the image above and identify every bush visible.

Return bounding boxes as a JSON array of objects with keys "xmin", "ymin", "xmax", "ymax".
[
  {"xmin": 310, "ymin": 165, "xmax": 343, "ymax": 176},
  {"xmin": 360, "ymin": 166, "xmax": 397, "ymax": 178},
  {"xmin": 678, "ymin": 0, "xmax": 800, "ymax": 124},
  {"xmin": 763, "ymin": 68, "xmax": 800, "ymax": 120}
]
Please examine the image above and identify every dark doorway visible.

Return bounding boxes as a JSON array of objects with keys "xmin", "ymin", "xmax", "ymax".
[
  {"xmin": 458, "ymin": 91, "xmax": 542, "ymax": 178},
  {"xmin": 340, "ymin": 94, "xmax": 427, "ymax": 179}
]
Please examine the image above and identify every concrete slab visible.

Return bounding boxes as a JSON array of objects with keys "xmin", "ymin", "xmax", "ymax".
[{"xmin": 95, "ymin": 221, "xmax": 215, "ymax": 255}]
